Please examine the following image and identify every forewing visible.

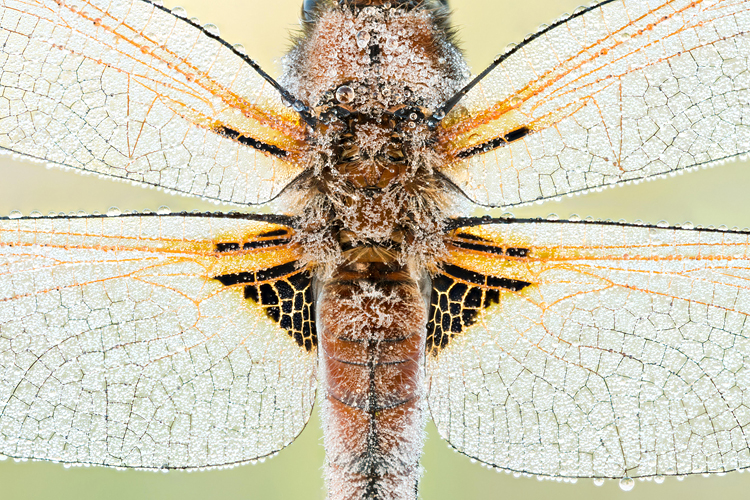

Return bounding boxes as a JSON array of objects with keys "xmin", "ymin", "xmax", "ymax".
[
  {"xmin": 0, "ymin": 0, "xmax": 307, "ymax": 204},
  {"xmin": 427, "ymin": 219, "xmax": 750, "ymax": 478},
  {"xmin": 439, "ymin": 0, "xmax": 750, "ymax": 207},
  {"xmin": 0, "ymin": 213, "xmax": 317, "ymax": 469}
]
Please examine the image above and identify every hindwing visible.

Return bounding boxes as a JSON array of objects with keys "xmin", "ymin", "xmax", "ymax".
[
  {"xmin": 0, "ymin": 212, "xmax": 317, "ymax": 469},
  {"xmin": 428, "ymin": 217, "xmax": 750, "ymax": 478}
]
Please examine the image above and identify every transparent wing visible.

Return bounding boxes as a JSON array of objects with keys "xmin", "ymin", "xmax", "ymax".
[
  {"xmin": 427, "ymin": 219, "xmax": 750, "ymax": 478},
  {"xmin": 0, "ymin": 213, "xmax": 317, "ymax": 469},
  {"xmin": 0, "ymin": 0, "xmax": 307, "ymax": 204},
  {"xmin": 438, "ymin": 0, "xmax": 750, "ymax": 207}
]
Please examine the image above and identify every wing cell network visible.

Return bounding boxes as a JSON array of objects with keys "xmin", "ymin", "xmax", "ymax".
[
  {"xmin": 0, "ymin": 0, "xmax": 307, "ymax": 204},
  {"xmin": 439, "ymin": 0, "xmax": 750, "ymax": 207},
  {"xmin": 428, "ymin": 219, "xmax": 750, "ymax": 479},
  {"xmin": 0, "ymin": 213, "xmax": 317, "ymax": 469}
]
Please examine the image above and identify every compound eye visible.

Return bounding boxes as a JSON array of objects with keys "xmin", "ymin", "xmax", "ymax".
[{"xmin": 301, "ymin": 0, "xmax": 321, "ymax": 22}]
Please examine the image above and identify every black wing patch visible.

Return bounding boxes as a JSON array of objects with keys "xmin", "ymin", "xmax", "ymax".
[
  {"xmin": 455, "ymin": 126, "xmax": 531, "ymax": 159},
  {"xmin": 214, "ymin": 262, "xmax": 317, "ymax": 352},
  {"xmin": 426, "ymin": 265, "xmax": 531, "ymax": 355},
  {"xmin": 216, "ymin": 126, "xmax": 289, "ymax": 158}
]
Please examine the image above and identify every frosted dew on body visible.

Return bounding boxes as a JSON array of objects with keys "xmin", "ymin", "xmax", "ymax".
[{"xmin": 0, "ymin": 0, "xmax": 749, "ymax": 500}]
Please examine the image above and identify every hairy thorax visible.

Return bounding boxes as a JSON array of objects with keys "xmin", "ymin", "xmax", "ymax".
[{"xmin": 280, "ymin": 4, "xmax": 468, "ymax": 274}]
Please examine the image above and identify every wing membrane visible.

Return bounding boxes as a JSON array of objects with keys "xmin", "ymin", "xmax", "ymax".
[
  {"xmin": 439, "ymin": 0, "xmax": 750, "ymax": 206},
  {"xmin": 0, "ymin": 0, "xmax": 307, "ymax": 204},
  {"xmin": 0, "ymin": 213, "xmax": 317, "ymax": 469},
  {"xmin": 428, "ymin": 219, "xmax": 750, "ymax": 478}
]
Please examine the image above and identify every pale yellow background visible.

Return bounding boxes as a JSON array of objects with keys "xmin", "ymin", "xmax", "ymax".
[{"xmin": 2, "ymin": 0, "xmax": 750, "ymax": 498}]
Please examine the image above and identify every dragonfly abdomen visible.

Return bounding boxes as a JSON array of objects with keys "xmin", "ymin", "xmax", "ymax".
[{"xmin": 317, "ymin": 261, "xmax": 429, "ymax": 500}]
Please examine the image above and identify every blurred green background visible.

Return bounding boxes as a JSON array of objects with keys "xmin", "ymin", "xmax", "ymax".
[{"xmin": 2, "ymin": 0, "xmax": 750, "ymax": 498}]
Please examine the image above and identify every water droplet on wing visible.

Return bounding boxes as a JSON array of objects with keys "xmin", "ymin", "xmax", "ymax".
[
  {"xmin": 619, "ymin": 477, "xmax": 635, "ymax": 491},
  {"xmin": 203, "ymin": 23, "xmax": 220, "ymax": 36}
]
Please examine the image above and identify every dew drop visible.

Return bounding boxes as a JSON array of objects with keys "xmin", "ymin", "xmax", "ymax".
[
  {"xmin": 8, "ymin": 211, "xmax": 22, "ymax": 219},
  {"xmin": 107, "ymin": 207, "xmax": 121, "ymax": 217},
  {"xmin": 654, "ymin": 475, "xmax": 665, "ymax": 484},
  {"xmin": 29, "ymin": 211, "xmax": 42, "ymax": 218},
  {"xmin": 432, "ymin": 109, "xmax": 445, "ymax": 120},
  {"xmin": 656, "ymin": 220, "xmax": 669, "ymax": 228},
  {"xmin": 157, "ymin": 206, "xmax": 171, "ymax": 215},
  {"xmin": 356, "ymin": 30, "xmax": 370, "ymax": 48},
  {"xmin": 681, "ymin": 221, "xmax": 694, "ymax": 230},
  {"xmin": 203, "ymin": 23, "xmax": 220, "ymax": 36},
  {"xmin": 537, "ymin": 23, "xmax": 549, "ymax": 32},
  {"xmin": 232, "ymin": 43, "xmax": 246, "ymax": 55},
  {"xmin": 335, "ymin": 85, "xmax": 355, "ymax": 104},
  {"xmin": 505, "ymin": 42, "xmax": 517, "ymax": 53},
  {"xmin": 171, "ymin": 5, "xmax": 187, "ymax": 17},
  {"xmin": 619, "ymin": 477, "xmax": 635, "ymax": 491},
  {"xmin": 546, "ymin": 213, "xmax": 559, "ymax": 221}
]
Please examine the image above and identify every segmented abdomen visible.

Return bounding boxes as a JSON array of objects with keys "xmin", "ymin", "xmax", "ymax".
[{"xmin": 318, "ymin": 273, "xmax": 428, "ymax": 500}]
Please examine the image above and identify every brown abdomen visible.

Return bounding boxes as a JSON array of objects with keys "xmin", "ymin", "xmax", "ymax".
[{"xmin": 318, "ymin": 266, "xmax": 428, "ymax": 500}]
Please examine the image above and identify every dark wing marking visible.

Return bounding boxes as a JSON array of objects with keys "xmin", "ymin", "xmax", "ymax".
[
  {"xmin": 427, "ymin": 234, "xmax": 532, "ymax": 354},
  {"xmin": 214, "ymin": 261, "xmax": 317, "ymax": 352}
]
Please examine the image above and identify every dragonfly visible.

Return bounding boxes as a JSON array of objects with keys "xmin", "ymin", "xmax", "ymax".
[{"xmin": 1, "ymin": 0, "xmax": 750, "ymax": 499}]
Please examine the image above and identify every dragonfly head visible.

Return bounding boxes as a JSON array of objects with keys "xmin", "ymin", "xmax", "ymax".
[{"xmin": 302, "ymin": 0, "xmax": 450, "ymax": 24}]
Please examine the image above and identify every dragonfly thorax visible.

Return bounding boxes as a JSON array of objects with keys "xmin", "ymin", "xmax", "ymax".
[
  {"xmin": 295, "ymin": 106, "xmax": 449, "ymax": 274},
  {"xmin": 285, "ymin": 1, "xmax": 465, "ymax": 274}
]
